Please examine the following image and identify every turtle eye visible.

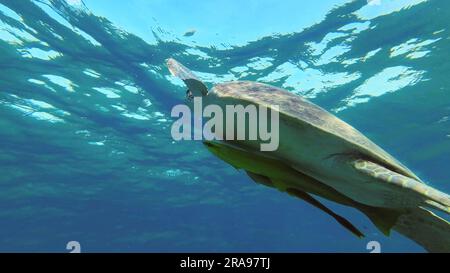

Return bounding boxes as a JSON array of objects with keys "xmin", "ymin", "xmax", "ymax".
[{"xmin": 186, "ymin": 89, "xmax": 194, "ymax": 101}]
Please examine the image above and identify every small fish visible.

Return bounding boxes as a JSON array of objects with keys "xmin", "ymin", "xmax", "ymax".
[{"xmin": 183, "ymin": 29, "xmax": 196, "ymax": 37}]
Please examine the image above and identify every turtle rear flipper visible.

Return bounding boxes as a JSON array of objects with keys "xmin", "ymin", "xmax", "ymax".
[
  {"xmin": 357, "ymin": 206, "xmax": 403, "ymax": 236},
  {"xmin": 167, "ymin": 58, "xmax": 208, "ymax": 97}
]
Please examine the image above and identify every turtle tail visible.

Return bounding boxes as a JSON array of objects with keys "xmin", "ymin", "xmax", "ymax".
[{"xmin": 393, "ymin": 207, "xmax": 450, "ymax": 253}]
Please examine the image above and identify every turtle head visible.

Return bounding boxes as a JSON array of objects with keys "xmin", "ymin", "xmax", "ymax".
[{"xmin": 167, "ymin": 58, "xmax": 208, "ymax": 100}]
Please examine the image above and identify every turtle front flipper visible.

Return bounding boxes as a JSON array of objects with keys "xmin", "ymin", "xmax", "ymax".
[
  {"xmin": 167, "ymin": 58, "xmax": 208, "ymax": 98},
  {"xmin": 352, "ymin": 159, "xmax": 450, "ymax": 215},
  {"xmin": 285, "ymin": 187, "xmax": 365, "ymax": 239}
]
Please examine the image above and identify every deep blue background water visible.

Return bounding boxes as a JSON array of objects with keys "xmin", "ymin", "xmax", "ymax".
[{"xmin": 0, "ymin": 0, "xmax": 449, "ymax": 252}]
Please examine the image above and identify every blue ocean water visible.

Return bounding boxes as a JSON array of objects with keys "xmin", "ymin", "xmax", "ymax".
[{"xmin": 0, "ymin": 0, "xmax": 449, "ymax": 252}]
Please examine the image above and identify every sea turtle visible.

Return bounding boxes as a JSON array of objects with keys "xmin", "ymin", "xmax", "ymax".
[{"xmin": 167, "ymin": 58, "xmax": 450, "ymax": 252}]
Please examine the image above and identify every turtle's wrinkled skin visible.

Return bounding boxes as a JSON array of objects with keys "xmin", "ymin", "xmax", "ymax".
[{"xmin": 167, "ymin": 58, "xmax": 450, "ymax": 252}]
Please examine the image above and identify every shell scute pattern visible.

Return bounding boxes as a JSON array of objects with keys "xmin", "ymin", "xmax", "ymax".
[
  {"xmin": 212, "ymin": 81, "xmax": 420, "ymax": 181},
  {"xmin": 213, "ymin": 82, "xmax": 407, "ymax": 167}
]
